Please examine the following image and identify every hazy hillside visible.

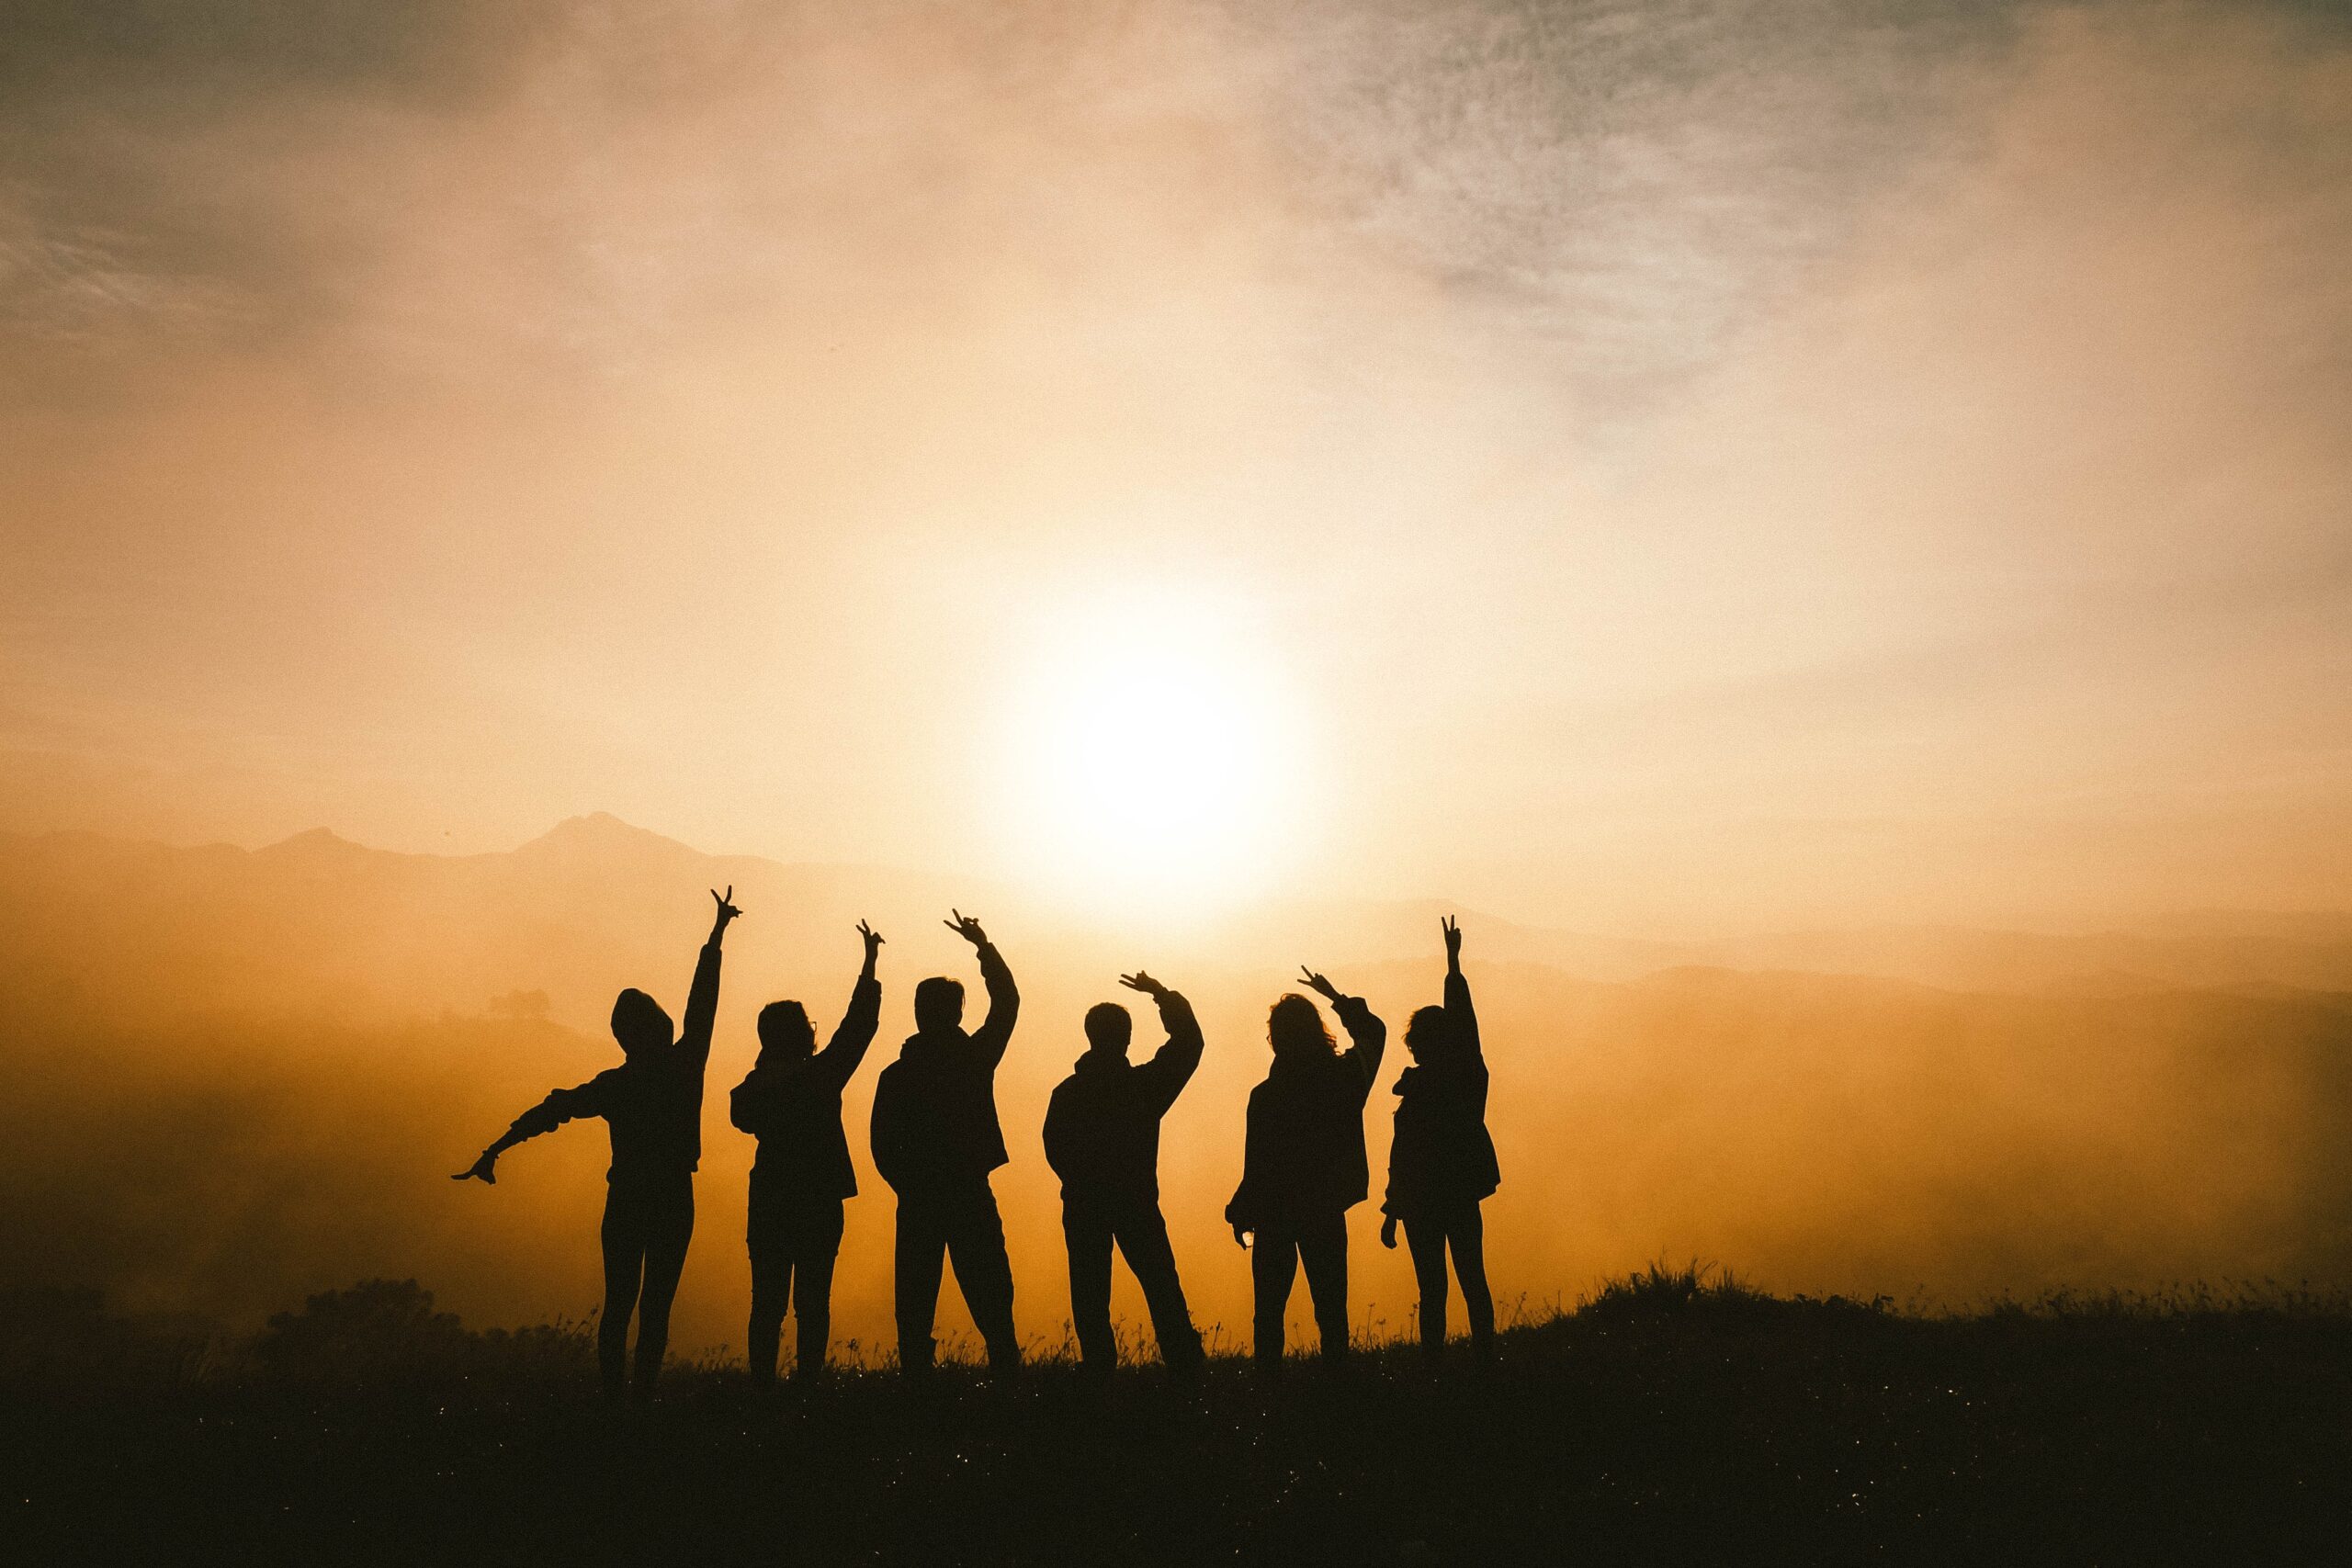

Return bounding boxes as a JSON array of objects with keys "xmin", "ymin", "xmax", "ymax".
[{"xmin": 2, "ymin": 818, "xmax": 2348, "ymax": 1357}]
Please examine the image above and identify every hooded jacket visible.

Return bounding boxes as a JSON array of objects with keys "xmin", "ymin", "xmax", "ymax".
[
  {"xmin": 1383, "ymin": 967, "xmax": 1499, "ymax": 1217},
  {"xmin": 869, "ymin": 942, "xmax": 1019, "ymax": 1195},
  {"xmin": 509, "ymin": 937, "xmax": 724, "ymax": 1185},
  {"xmin": 1225, "ymin": 994, "xmax": 1385, "ymax": 1229},
  {"xmin": 729, "ymin": 970, "xmax": 882, "ymax": 1203},
  {"xmin": 1043, "ymin": 989, "xmax": 1203, "ymax": 1203}
]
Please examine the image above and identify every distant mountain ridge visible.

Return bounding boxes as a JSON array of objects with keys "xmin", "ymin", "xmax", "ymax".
[{"xmin": 2, "ymin": 816, "xmax": 2347, "ymax": 1028}]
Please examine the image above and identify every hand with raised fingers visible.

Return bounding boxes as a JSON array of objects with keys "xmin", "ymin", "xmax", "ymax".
[
  {"xmin": 1442, "ymin": 914, "xmax": 1463, "ymax": 965},
  {"xmin": 451, "ymin": 1150, "xmax": 499, "ymax": 1185},
  {"xmin": 944, "ymin": 909, "xmax": 989, "ymax": 948},
  {"xmin": 1297, "ymin": 966, "xmax": 1341, "ymax": 1004},
  {"xmin": 858, "ymin": 919, "xmax": 884, "ymax": 960},
  {"xmin": 1118, "ymin": 970, "xmax": 1169, "ymax": 999},
  {"xmin": 710, "ymin": 886, "xmax": 743, "ymax": 932}
]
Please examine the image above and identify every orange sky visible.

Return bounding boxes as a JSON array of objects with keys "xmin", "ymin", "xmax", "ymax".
[{"xmin": 4, "ymin": 0, "xmax": 2348, "ymax": 938}]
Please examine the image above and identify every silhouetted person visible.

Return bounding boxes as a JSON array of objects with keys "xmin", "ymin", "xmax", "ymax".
[
  {"xmin": 1226, "ymin": 968, "xmax": 1385, "ymax": 1370},
  {"xmin": 869, "ymin": 910, "xmax": 1022, "ymax": 1375},
  {"xmin": 1379, "ymin": 916, "xmax": 1499, "ymax": 1365},
  {"xmin": 729, "ymin": 920, "xmax": 884, "ymax": 1386},
  {"xmin": 455, "ymin": 886, "xmax": 741, "ymax": 1402},
  {"xmin": 1043, "ymin": 971, "xmax": 1206, "ymax": 1379}
]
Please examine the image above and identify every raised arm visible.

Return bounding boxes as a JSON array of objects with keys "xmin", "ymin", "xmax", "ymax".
[
  {"xmin": 1120, "ymin": 970, "xmax": 1203, "ymax": 1112},
  {"xmin": 678, "ymin": 886, "xmax": 742, "ymax": 1069},
  {"xmin": 1300, "ymin": 965, "xmax": 1385, "ymax": 1098},
  {"xmin": 451, "ymin": 1077, "xmax": 607, "ymax": 1183},
  {"xmin": 819, "ymin": 920, "xmax": 886, "ymax": 1088},
  {"xmin": 1442, "ymin": 914, "xmax": 1480, "ymax": 1060},
  {"xmin": 947, "ymin": 910, "xmax": 1019, "ymax": 1067}
]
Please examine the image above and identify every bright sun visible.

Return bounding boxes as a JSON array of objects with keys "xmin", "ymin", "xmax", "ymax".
[{"xmin": 1005, "ymin": 592, "xmax": 1298, "ymax": 909}]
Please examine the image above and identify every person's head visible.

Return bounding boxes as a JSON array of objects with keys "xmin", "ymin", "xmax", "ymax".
[
  {"xmin": 913, "ymin": 976, "xmax": 966, "ymax": 1035},
  {"xmin": 610, "ymin": 987, "xmax": 673, "ymax": 1059},
  {"xmin": 1084, "ymin": 1002, "xmax": 1133, "ymax": 1056},
  {"xmin": 1404, "ymin": 1004, "xmax": 1453, "ymax": 1062},
  {"xmin": 1267, "ymin": 993, "xmax": 1335, "ymax": 1061},
  {"xmin": 757, "ymin": 1000, "xmax": 816, "ymax": 1064}
]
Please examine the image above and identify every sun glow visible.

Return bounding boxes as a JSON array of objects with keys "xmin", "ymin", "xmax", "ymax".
[{"xmin": 1004, "ymin": 591, "xmax": 1300, "ymax": 911}]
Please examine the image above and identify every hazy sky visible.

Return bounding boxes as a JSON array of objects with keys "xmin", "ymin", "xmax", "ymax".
[{"xmin": 4, "ymin": 0, "xmax": 2348, "ymax": 934}]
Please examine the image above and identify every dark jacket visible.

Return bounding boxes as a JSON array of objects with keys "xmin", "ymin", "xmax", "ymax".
[
  {"xmin": 1043, "ymin": 990, "xmax": 1203, "ymax": 1203},
  {"xmin": 1226, "ymin": 995, "xmax": 1385, "ymax": 1228},
  {"xmin": 869, "ymin": 942, "xmax": 1019, "ymax": 1195},
  {"xmin": 512, "ymin": 938, "xmax": 723, "ymax": 1184},
  {"xmin": 729, "ymin": 972, "xmax": 881, "ymax": 1204},
  {"xmin": 1384, "ymin": 968, "xmax": 1499, "ymax": 1216}
]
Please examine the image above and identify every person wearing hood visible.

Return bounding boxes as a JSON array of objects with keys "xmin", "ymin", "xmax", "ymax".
[
  {"xmin": 868, "ymin": 910, "xmax": 1022, "ymax": 1374},
  {"xmin": 729, "ymin": 919, "xmax": 884, "ymax": 1386},
  {"xmin": 454, "ymin": 887, "xmax": 741, "ymax": 1402},
  {"xmin": 1379, "ymin": 916, "xmax": 1499, "ymax": 1365},
  {"xmin": 1225, "ymin": 966, "xmax": 1385, "ymax": 1370},
  {"xmin": 1042, "ymin": 971, "xmax": 1206, "ymax": 1379}
]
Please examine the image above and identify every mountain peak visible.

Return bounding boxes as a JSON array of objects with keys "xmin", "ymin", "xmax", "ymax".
[
  {"xmin": 517, "ymin": 813, "xmax": 705, "ymax": 861},
  {"xmin": 255, "ymin": 827, "xmax": 368, "ymax": 858}
]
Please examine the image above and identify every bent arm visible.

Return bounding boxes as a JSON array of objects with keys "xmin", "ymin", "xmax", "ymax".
[
  {"xmin": 1332, "ymin": 995, "xmax": 1387, "ymax": 1096},
  {"xmin": 970, "ymin": 942, "xmax": 1020, "ymax": 1067},
  {"xmin": 1140, "ymin": 990, "xmax": 1204, "ymax": 1111}
]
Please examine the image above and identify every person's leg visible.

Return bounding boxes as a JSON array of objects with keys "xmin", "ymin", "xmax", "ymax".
[
  {"xmin": 1450, "ymin": 1201, "xmax": 1496, "ymax": 1357},
  {"xmin": 792, "ymin": 1200, "xmax": 844, "ymax": 1380},
  {"xmin": 745, "ymin": 1192, "xmax": 789, "ymax": 1388},
  {"xmin": 631, "ymin": 1177, "xmax": 695, "ymax": 1399},
  {"xmin": 1115, "ymin": 1201, "xmax": 1203, "ymax": 1373},
  {"xmin": 1250, "ymin": 1225, "xmax": 1299, "ymax": 1369},
  {"xmin": 945, "ymin": 1183, "xmax": 1020, "ymax": 1371},
  {"xmin": 1062, "ymin": 1196, "xmax": 1116, "ymax": 1373},
  {"xmin": 598, "ymin": 1187, "xmax": 648, "ymax": 1400},
  {"xmin": 895, "ymin": 1194, "xmax": 948, "ymax": 1373},
  {"xmin": 1298, "ymin": 1209, "xmax": 1351, "ymax": 1363},
  {"xmin": 1402, "ymin": 1212, "xmax": 1451, "ymax": 1364}
]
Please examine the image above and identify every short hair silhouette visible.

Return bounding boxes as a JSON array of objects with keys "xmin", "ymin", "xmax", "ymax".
[
  {"xmin": 610, "ymin": 988, "xmax": 673, "ymax": 1055},
  {"xmin": 1083, "ymin": 1002, "xmax": 1133, "ymax": 1054},
  {"xmin": 756, "ymin": 999, "xmax": 815, "ymax": 1060},
  {"xmin": 1405, "ymin": 1003, "xmax": 1453, "ymax": 1056},
  {"xmin": 913, "ymin": 976, "xmax": 965, "ymax": 1033},
  {"xmin": 1267, "ymin": 993, "xmax": 1335, "ymax": 1058}
]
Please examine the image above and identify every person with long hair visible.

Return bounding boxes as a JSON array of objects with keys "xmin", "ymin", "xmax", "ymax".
[
  {"xmin": 1225, "ymin": 967, "xmax": 1385, "ymax": 1370},
  {"xmin": 1378, "ymin": 916, "xmax": 1498, "ymax": 1365},
  {"xmin": 729, "ymin": 919, "xmax": 883, "ymax": 1386}
]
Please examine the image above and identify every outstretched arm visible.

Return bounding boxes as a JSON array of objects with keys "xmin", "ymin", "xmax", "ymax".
[
  {"xmin": 1442, "ymin": 914, "xmax": 1480, "ymax": 1059},
  {"xmin": 947, "ymin": 910, "xmax": 1019, "ymax": 1067},
  {"xmin": 678, "ymin": 886, "xmax": 742, "ymax": 1069},
  {"xmin": 820, "ymin": 920, "xmax": 885, "ymax": 1087},
  {"xmin": 451, "ymin": 1079, "xmax": 605, "ymax": 1183},
  {"xmin": 1120, "ymin": 970, "xmax": 1203, "ymax": 1111}
]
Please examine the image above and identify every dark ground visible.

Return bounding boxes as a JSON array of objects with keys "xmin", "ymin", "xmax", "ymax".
[{"xmin": 6, "ymin": 1268, "xmax": 2347, "ymax": 1566}]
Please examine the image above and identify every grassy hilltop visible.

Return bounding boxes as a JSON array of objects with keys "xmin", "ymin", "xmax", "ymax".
[{"xmin": 7, "ymin": 1266, "xmax": 2348, "ymax": 1566}]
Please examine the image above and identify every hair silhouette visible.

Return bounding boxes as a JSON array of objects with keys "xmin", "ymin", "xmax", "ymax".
[
  {"xmin": 1382, "ymin": 916, "xmax": 1499, "ymax": 1366},
  {"xmin": 869, "ymin": 911, "xmax": 1023, "ymax": 1375},
  {"xmin": 454, "ymin": 887, "xmax": 741, "ymax": 1402},
  {"xmin": 731, "ymin": 920, "xmax": 882, "ymax": 1386},
  {"xmin": 1227, "ymin": 968, "xmax": 1385, "ymax": 1371},
  {"xmin": 1044, "ymin": 973, "xmax": 1206, "ymax": 1379}
]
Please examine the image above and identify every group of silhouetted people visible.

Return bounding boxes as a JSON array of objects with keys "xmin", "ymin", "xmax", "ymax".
[{"xmin": 456, "ymin": 893, "xmax": 1498, "ymax": 1401}]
